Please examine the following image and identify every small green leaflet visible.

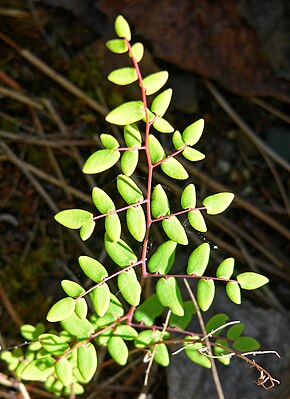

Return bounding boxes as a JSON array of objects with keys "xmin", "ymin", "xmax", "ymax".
[
  {"xmin": 121, "ymin": 149, "xmax": 139, "ymax": 176},
  {"xmin": 172, "ymin": 130, "xmax": 185, "ymax": 150},
  {"xmin": 100, "ymin": 133, "xmax": 120, "ymax": 149},
  {"xmin": 106, "ymin": 101, "xmax": 145, "ymax": 125},
  {"xmin": 91, "ymin": 284, "xmax": 110, "ymax": 317},
  {"xmin": 126, "ymin": 205, "xmax": 146, "ymax": 242},
  {"xmin": 156, "ymin": 277, "xmax": 184, "ymax": 316},
  {"xmin": 115, "ymin": 325, "xmax": 138, "ymax": 340},
  {"xmin": 61, "ymin": 280, "xmax": 85, "ymax": 298},
  {"xmin": 54, "ymin": 209, "xmax": 92, "ymax": 229},
  {"xmin": 117, "ymin": 174, "xmax": 144, "ymax": 205},
  {"xmin": 205, "ymin": 313, "xmax": 229, "ymax": 335},
  {"xmin": 130, "ymin": 42, "xmax": 144, "ymax": 62},
  {"xmin": 202, "ymin": 192, "xmax": 234, "ymax": 215},
  {"xmin": 82, "ymin": 149, "xmax": 120, "ymax": 174},
  {"xmin": 75, "ymin": 298, "xmax": 88, "ymax": 319},
  {"xmin": 80, "ymin": 219, "xmax": 95, "ymax": 241},
  {"xmin": 226, "ymin": 282, "xmax": 241, "ymax": 304},
  {"xmin": 92, "ymin": 187, "xmax": 115, "ymax": 214},
  {"xmin": 108, "ymin": 336, "xmax": 128, "ymax": 365},
  {"xmin": 105, "ymin": 213, "xmax": 121, "ymax": 242},
  {"xmin": 182, "ymin": 119, "xmax": 204, "ymax": 146},
  {"xmin": 143, "ymin": 71, "xmax": 169, "ymax": 95},
  {"xmin": 21, "ymin": 357, "xmax": 55, "ymax": 380},
  {"xmin": 162, "ymin": 216, "xmax": 188, "ymax": 245},
  {"xmin": 39, "ymin": 333, "xmax": 69, "ymax": 356},
  {"xmin": 227, "ymin": 323, "xmax": 244, "ymax": 340},
  {"xmin": 161, "ymin": 157, "xmax": 189, "ymax": 180},
  {"xmin": 187, "ymin": 243, "xmax": 210, "ymax": 276},
  {"xmin": 197, "ymin": 279, "xmax": 215, "ymax": 311},
  {"xmin": 182, "ymin": 147, "xmax": 205, "ymax": 162},
  {"xmin": 77, "ymin": 342, "xmax": 98, "ymax": 382},
  {"xmin": 232, "ymin": 336, "xmax": 260, "ymax": 352},
  {"xmin": 148, "ymin": 240, "xmax": 177, "ymax": 274},
  {"xmin": 188, "ymin": 210, "xmax": 207, "ymax": 232},
  {"xmin": 184, "ymin": 335, "xmax": 211, "ymax": 368},
  {"xmin": 78, "ymin": 256, "xmax": 108, "ymax": 282},
  {"xmin": 104, "ymin": 233, "xmax": 137, "ymax": 267},
  {"xmin": 108, "ymin": 67, "xmax": 137, "ymax": 85},
  {"xmin": 216, "ymin": 258, "xmax": 235, "ymax": 279},
  {"xmin": 60, "ymin": 312, "xmax": 95, "ymax": 338},
  {"xmin": 46, "ymin": 297, "xmax": 75, "ymax": 322},
  {"xmin": 106, "ymin": 39, "xmax": 128, "ymax": 54},
  {"xmin": 151, "ymin": 184, "xmax": 170, "ymax": 218},
  {"xmin": 214, "ymin": 339, "xmax": 230, "ymax": 366},
  {"xmin": 118, "ymin": 268, "xmax": 141, "ymax": 306},
  {"xmin": 54, "ymin": 358, "xmax": 72, "ymax": 386},
  {"xmin": 237, "ymin": 272, "xmax": 269, "ymax": 290},
  {"xmin": 148, "ymin": 134, "xmax": 166, "ymax": 164},
  {"xmin": 124, "ymin": 123, "xmax": 142, "ymax": 147},
  {"xmin": 153, "ymin": 116, "xmax": 174, "ymax": 133},
  {"xmin": 134, "ymin": 294, "xmax": 164, "ymax": 326},
  {"xmin": 115, "ymin": 15, "xmax": 131, "ymax": 40},
  {"xmin": 151, "ymin": 88, "xmax": 173, "ymax": 117},
  {"xmin": 181, "ymin": 184, "xmax": 196, "ymax": 209},
  {"xmin": 21, "ymin": 323, "xmax": 45, "ymax": 341}
]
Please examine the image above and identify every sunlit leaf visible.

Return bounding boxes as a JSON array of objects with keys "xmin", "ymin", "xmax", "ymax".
[
  {"xmin": 124, "ymin": 123, "xmax": 142, "ymax": 147},
  {"xmin": 115, "ymin": 325, "xmax": 138, "ymax": 341},
  {"xmin": 55, "ymin": 358, "xmax": 72, "ymax": 387},
  {"xmin": 106, "ymin": 39, "xmax": 128, "ymax": 54},
  {"xmin": 83, "ymin": 149, "xmax": 120, "ymax": 174},
  {"xmin": 118, "ymin": 269, "xmax": 141, "ymax": 306},
  {"xmin": 91, "ymin": 283, "xmax": 110, "ymax": 317},
  {"xmin": 77, "ymin": 342, "xmax": 97, "ymax": 382},
  {"xmin": 161, "ymin": 157, "xmax": 188, "ymax": 180},
  {"xmin": 78, "ymin": 256, "xmax": 108, "ymax": 283},
  {"xmin": 46, "ymin": 297, "xmax": 75, "ymax": 322},
  {"xmin": 148, "ymin": 240, "xmax": 177, "ymax": 274},
  {"xmin": 154, "ymin": 343, "xmax": 170, "ymax": 366},
  {"xmin": 92, "ymin": 187, "xmax": 115, "ymax": 214},
  {"xmin": 184, "ymin": 335, "xmax": 211, "ymax": 368},
  {"xmin": 203, "ymin": 192, "xmax": 235, "ymax": 215},
  {"xmin": 115, "ymin": 15, "xmax": 131, "ymax": 40},
  {"xmin": 108, "ymin": 336, "xmax": 128, "ymax": 365},
  {"xmin": 153, "ymin": 117, "xmax": 174, "ymax": 133},
  {"xmin": 182, "ymin": 119, "xmax": 204, "ymax": 146},
  {"xmin": 216, "ymin": 258, "xmax": 235, "ymax": 279},
  {"xmin": 39, "ymin": 334, "xmax": 69, "ymax": 356},
  {"xmin": 61, "ymin": 280, "xmax": 85, "ymax": 298},
  {"xmin": 117, "ymin": 174, "xmax": 144, "ymax": 205},
  {"xmin": 60, "ymin": 313, "xmax": 95, "ymax": 339},
  {"xmin": 162, "ymin": 216, "xmax": 188, "ymax": 245},
  {"xmin": 197, "ymin": 279, "xmax": 215, "ymax": 311},
  {"xmin": 226, "ymin": 282, "xmax": 241, "ymax": 305},
  {"xmin": 172, "ymin": 130, "xmax": 185, "ymax": 150},
  {"xmin": 130, "ymin": 42, "xmax": 144, "ymax": 62},
  {"xmin": 188, "ymin": 210, "xmax": 207, "ymax": 232},
  {"xmin": 105, "ymin": 213, "xmax": 121, "ymax": 242},
  {"xmin": 151, "ymin": 184, "xmax": 170, "ymax": 218},
  {"xmin": 108, "ymin": 67, "xmax": 137, "ymax": 85},
  {"xmin": 182, "ymin": 147, "xmax": 205, "ymax": 161},
  {"xmin": 121, "ymin": 149, "xmax": 139, "ymax": 176},
  {"xmin": 143, "ymin": 71, "xmax": 169, "ymax": 95},
  {"xmin": 151, "ymin": 89, "xmax": 173, "ymax": 117},
  {"xmin": 75, "ymin": 298, "xmax": 88, "ymax": 320},
  {"xmin": 126, "ymin": 205, "xmax": 146, "ymax": 242},
  {"xmin": 148, "ymin": 134, "xmax": 166, "ymax": 164},
  {"xmin": 237, "ymin": 272, "xmax": 269, "ymax": 290},
  {"xmin": 100, "ymin": 134, "xmax": 120, "ymax": 149},
  {"xmin": 187, "ymin": 243, "xmax": 210, "ymax": 276},
  {"xmin": 106, "ymin": 101, "xmax": 145, "ymax": 125},
  {"xmin": 105, "ymin": 233, "xmax": 137, "ymax": 267},
  {"xmin": 21, "ymin": 357, "xmax": 54, "ymax": 380},
  {"xmin": 156, "ymin": 277, "xmax": 184, "ymax": 316},
  {"xmin": 54, "ymin": 209, "xmax": 92, "ymax": 229},
  {"xmin": 181, "ymin": 184, "xmax": 196, "ymax": 209},
  {"xmin": 80, "ymin": 219, "xmax": 95, "ymax": 241}
]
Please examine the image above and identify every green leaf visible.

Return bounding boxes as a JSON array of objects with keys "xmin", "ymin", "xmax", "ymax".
[
  {"xmin": 121, "ymin": 149, "xmax": 139, "ymax": 176},
  {"xmin": 162, "ymin": 216, "xmax": 188, "ymax": 245},
  {"xmin": 54, "ymin": 209, "xmax": 92, "ymax": 229},
  {"xmin": 61, "ymin": 313, "xmax": 95, "ymax": 338},
  {"xmin": 115, "ymin": 325, "xmax": 138, "ymax": 341},
  {"xmin": 151, "ymin": 89, "xmax": 173, "ymax": 117},
  {"xmin": 106, "ymin": 39, "xmax": 128, "ymax": 54},
  {"xmin": 47, "ymin": 297, "xmax": 75, "ymax": 322},
  {"xmin": 205, "ymin": 313, "xmax": 229, "ymax": 335},
  {"xmin": 75, "ymin": 298, "xmax": 88, "ymax": 319},
  {"xmin": 105, "ymin": 233, "xmax": 137, "ymax": 267},
  {"xmin": 153, "ymin": 117, "xmax": 174, "ymax": 133},
  {"xmin": 148, "ymin": 240, "xmax": 177, "ymax": 274},
  {"xmin": 55, "ymin": 358, "xmax": 72, "ymax": 387},
  {"xmin": 124, "ymin": 123, "xmax": 142, "ymax": 147},
  {"xmin": 108, "ymin": 67, "xmax": 137, "ymax": 85},
  {"xmin": 21, "ymin": 357, "xmax": 54, "ymax": 380},
  {"xmin": 115, "ymin": 15, "xmax": 131, "ymax": 40},
  {"xmin": 169, "ymin": 301, "xmax": 196, "ymax": 330},
  {"xmin": 108, "ymin": 336, "xmax": 128, "ymax": 365},
  {"xmin": 172, "ymin": 130, "xmax": 185, "ymax": 150},
  {"xmin": 143, "ymin": 71, "xmax": 169, "ymax": 95},
  {"xmin": 187, "ymin": 243, "xmax": 210, "ymax": 276},
  {"xmin": 118, "ymin": 269, "xmax": 141, "ymax": 306},
  {"xmin": 184, "ymin": 335, "xmax": 211, "ymax": 368},
  {"xmin": 151, "ymin": 184, "xmax": 170, "ymax": 218},
  {"xmin": 105, "ymin": 213, "xmax": 121, "ymax": 242},
  {"xmin": 227, "ymin": 323, "xmax": 244, "ymax": 341},
  {"xmin": 61, "ymin": 280, "xmax": 85, "ymax": 298},
  {"xmin": 21, "ymin": 323, "xmax": 45, "ymax": 340},
  {"xmin": 130, "ymin": 42, "xmax": 144, "ymax": 62},
  {"xmin": 182, "ymin": 119, "xmax": 204, "ymax": 146},
  {"xmin": 91, "ymin": 283, "xmax": 110, "ymax": 317},
  {"xmin": 92, "ymin": 187, "xmax": 115, "ymax": 213},
  {"xmin": 188, "ymin": 210, "xmax": 207, "ymax": 232},
  {"xmin": 80, "ymin": 219, "xmax": 95, "ymax": 241},
  {"xmin": 154, "ymin": 343, "xmax": 170, "ymax": 366},
  {"xmin": 226, "ymin": 282, "xmax": 241, "ymax": 304},
  {"xmin": 83, "ymin": 149, "xmax": 120, "ymax": 174},
  {"xmin": 134, "ymin": 294, "xmax": 164, "ymax": 326},
  {"xmin": 100, "ymin": 133, "xmax": 120, "ymax": 149},
  {"xmin": 214, "ymin": 339, "xmax": 230, "ymax": 366},
  {"xmin": 39, "ymin": 334, "xmax": 69, "ymax": 356},
  {"xmin": 156, "ymin": 277, "xmax": 184, "ymax": 316},
  {"xmin": 78, "ymin": 256, "xmax": 108, "ymax": 282},
  {"xmin": 181, "ymin": 184, "xmax": 196, "ymax": 209},
  {"xmin": 135, "ymin": 330, "xmax": 155, "ymax": 347},
  {"xmin": 126, "ymin": 205, "xmax": 146, "ymax": 242},
  {"xmin": 117, "ymin": 174, "xmax": 144, "ymax": 205},
  {"xmin": 182, "ymin": 147, "xmax": 205, "ymax": 162},
  {"xmin": 148, "ymin": 134, "xmax": 166, "ymax": 164},
  {"xmin": 161, "ymin": 157, "xmax": 189, "ymax": 180},
  {"xmin": 197, "ymin": 279, "xmax": 215, "ymax": 311},
  {"xmin": 233, "ymin": 336, "xmax": 260, "ymax": 352},
  {"xmin": 77, "ymin": 342, "xmax": 97, "ymax": 382},
  {"xmin": 216, "ymin": 258, "xmax": 235, "ymax": 279},
  {"xmin": 202, "ymin": 192, "xmax": 235, "ymax": 215},
  {"xmin": 237, "ymin": 272, "xmax": 269, "ymax": 290},
  {"xmin": 106, "ymin": 101, "xmax": 145, "ymax": 125}
]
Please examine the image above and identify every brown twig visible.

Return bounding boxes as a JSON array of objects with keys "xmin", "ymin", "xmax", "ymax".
[{"xmin": 250, "ymin": 97, "xmax": 290, "ymax": 125}]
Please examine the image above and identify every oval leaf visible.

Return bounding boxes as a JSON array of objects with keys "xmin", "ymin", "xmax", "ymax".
[
  {"xmin": 105, "ymin": 233, "xmax": 137, "ymax": 267},
  {"xmin": 233, "ymin": 336, "xmax": 260, "ymax": 352},
  {"xmin": 118, "ymin": 269, "xmax": 141, "ymax": 306},
  {"xmin": 143, "ymin": 71, "xmax": 169, "ymax": 95},
  {"xmin": 117, "ymin": 174, "xmax": 144, "ymax": 205},
  {"xmin": 197, "ymin": 279, "xmax": 215, "ymax": 311},
  {"xmin": 39, "ymin": 334, "xmax": 69, "ymax": 356},
  {"xmin": 172, "ymin": 130, "xmax": 185, "ymax": 150},
  {"xmin": 115, "ymin": 325, "xmax": 138, "ymax": 341},
  {"xmin": 237, "ymin": 272, "xmax": 269, "ymax": 290},
  {"xmin": 182, "ymin": 147, "xmax": 205, "ymax": 162},
  {"xmin": 91, "ymin": 283, "xmax": 111, "ymax": 317},
  {"xmin": 47, "ymin": 297, "xmax": 75, "ymax": 322},
  {"xmin": 156, "ymin": 277, "xmax": 184, "ymax": 316},
  {"xmin": 161, "ymin": 157, "xmax": 189, "ymax": 180},
  {"xmin": 106, "ymin": 39, "xmax": 128, "ymax": 54},
  {"xmin": 184, "ymin": 335, "xmax": 211, "ymax": 369},
  {"xmin": 148, "ymin": 134, "xmax": 166, "ymax": 164},
  {"xmin": 226, "ymin": 282, "xmax": 241, "ymax": 304},
  {"xmin": 55, "ymin": 358, "xmax": 72, "ymax": 387},
  {"xmin": 151, "ymin": 184, "xmax": 170, "ymax": 218},
  {"xmin": 148, "ymin": 240, "xmax": 177, "ymax": 274},
  {"xmin": 216, "ymin": 258, "xmax": 235, "ymax": 279},
  {"xmin": 80, "ymin": 219, "xmax": 95, "ymax": 241},
  {"xmin": 108, "ymin": 336, "xmax": 128, "ymax": 365},
  {"xmin": 124, "ymin": 123, "xmax": 142, "ymax": 147},
  {"xmin": 61, "ymin": 280, "xmax": 85, "ymax": 298},
  {"xmin": 121, "ymin": 149, "xmax": 139, "ymax": 176},
  {"xmin": 151, "ymin": 88, "xmax": 173, "ymax": 117},
  {"xmin": 75, "ymin": 298, "xmax": 88, "ymax": 319},
  {"xmin": 54, "ymin": 209, "xmax": 92, "ymax": 229},
  {"xmin": 106, "ymin": 101, "xmax": 145, "ymax": 125},
  {"xmin": 227, "ymin": 324, "xmax": 244, "ymax": 341},
  {"xmin": 187, "ymin": 243, "xmax": 210, "ymax": 276},
  {"xmin": 78, "ymin": 256, "xmax": 108, "ymax": 283},
  {"xmin": 130, "ymin": 42, "xmax": 144, "ymax": 62},
  {"xmin": 162, "ymin": 216, "xmax": 188, "ymax": 245},
  {"xmin": 188, "ymin": 210, "xmax": 207, "ymax": 232},
  {"xmin": 182, "ymin": 119, "xmax": 204, "ymax": 146},
  {"xmin": 181, "ymin": 184, "xmax": 196, "ymax": 209},
  {"xmin": 21, "ymin": 357, "xmax": 54, "ymax": 381},
  {"xmin": 105, "ymin": 213, "xmax": 121, "ymax": 242},
  {"xmin": 60, "ymin": 313, "xmax": 94, "ymax": 338},
  {"xmin": 153, "ymin": 116, "xmax": 174, "ymax": 133},
  {"xmin": 108, "ymin": 67, "xmax": 137, "ymax": 85},
  {"xmin": 154, "ymin": 343, "xmax": 170, "ymax": 366},
  {"xmin": 100, "ymin": 133, "xmax": 119, "ymax": 149},
  {"xmin": 126, "ymin": 205, "xmax": 146, "ymax": 242},
  {"xmin": 115, "ymin": 15, "xmax": 131, "ymax": 40},
  {"xmin": 92, "ymin": 187, "xmax": 115, "ymax": 213},
  {"xmin": 205, "ymin": 313, "xmax": 229, "ymax": 335},
  {"xmin": 83, "ymin": 149, "xmax": 120, "ymax": 174},
  {"xmin": 203, "ymin": 192, "xmax": 234, "ymax": 215},
  {"xmin": 77, "ymin": 342, "xmax": 97, "ymax": 382}
]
